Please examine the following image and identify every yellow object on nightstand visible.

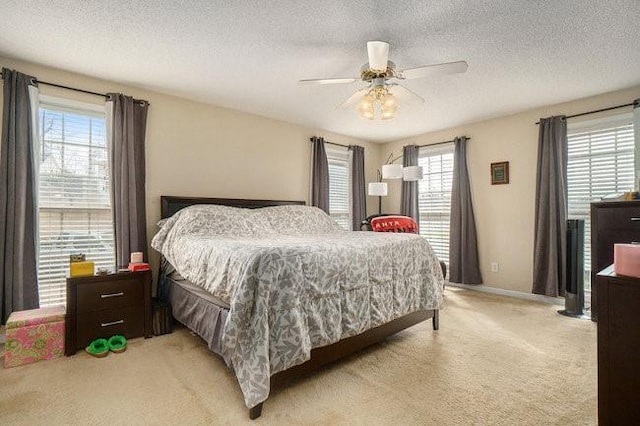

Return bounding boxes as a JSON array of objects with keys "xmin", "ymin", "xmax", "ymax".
[{"xmin": 70, "ymin": 261, "xmax": 95, "ymax": 277}]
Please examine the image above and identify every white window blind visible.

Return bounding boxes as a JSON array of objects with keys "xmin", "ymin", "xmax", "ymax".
[
  {"xmin": 418, "ymin": 144, "xmax": 454, "ymax": 264},
  {"xmin": 567, "ymin": 114, "xmax": 635, "ymax": 292},
  {"xmin": 327, "ymin": 147, "xmax": 352, "ymax": 230},
  {"xmin": 37, "ymin": 99, "xmax": 115, "ymax": 307}
]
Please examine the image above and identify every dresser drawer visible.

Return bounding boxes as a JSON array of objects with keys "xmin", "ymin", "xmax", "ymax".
[
  {"xmin": 595, "ymin": 206, "xmax": 640, "ymax": 231},
  {"xmin": 76, "ymin": 278, "xmax": 144, "ymax": 313},
  {"xmin": 76, "ymin": 306, "xmax": 145, "ymax": 347}
]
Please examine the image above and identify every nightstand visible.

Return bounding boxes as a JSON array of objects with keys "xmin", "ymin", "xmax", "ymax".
[{"xmin": 65, "ymin": 270, "xmax": 152, "ymax": 356}]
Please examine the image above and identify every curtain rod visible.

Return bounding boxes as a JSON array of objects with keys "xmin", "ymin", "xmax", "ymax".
[
  {"xmin": 309, "ymin": 137, "xmax": 350, "ymax": 148},
  {"xmin": 534, "ymin": 102, "xmax": 635, "ymax": 125},
  {"xmin": 37, "ymin": 80, "xmax": 150, "ymax": 106},
  {"xmin": 417, "ymin": 137, "xmax": 470, "ymax": 148},
  {"xmin": 310, "ymin": 137, "xmax": 471, "ymax": 150},
  {"xmin": 1, "ymin": 70, "xmax": 150, "ymax": 105},
  {"xmin": 37, "ymin": 80, "xmax": 108, "ymax": 99}
]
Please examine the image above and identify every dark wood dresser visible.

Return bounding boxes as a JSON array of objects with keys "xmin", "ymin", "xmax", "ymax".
[
  {"xmin": 590, "ymin": 200, "xmax": 640, "ymax": 320},
  {"xmin": 596, "ymin": 266, "xmax": 640, "ymax": 425},
  {"xmin": 65, "ymin": 270, "xmax": 152, "ymax": 355}
]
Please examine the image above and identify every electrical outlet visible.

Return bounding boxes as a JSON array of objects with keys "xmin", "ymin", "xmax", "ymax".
[{"xmin": 491, "ymin": 262, "xmax": 499, "ymax": 273}]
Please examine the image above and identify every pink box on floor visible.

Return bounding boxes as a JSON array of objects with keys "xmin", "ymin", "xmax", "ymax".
[{"xmin": 4, "ymin": 306, "xmax": 65, "ymax": 368}]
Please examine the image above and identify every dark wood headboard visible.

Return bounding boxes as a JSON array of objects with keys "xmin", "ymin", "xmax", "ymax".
[{"xmin": 160, "ymin": 196, "xmax": 306, "ymax": 219}]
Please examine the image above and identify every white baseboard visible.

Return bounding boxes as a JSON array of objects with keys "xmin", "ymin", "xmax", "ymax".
[{"xmin": 446, "ymin": 282, "xmax": 564, "ymax": 305}]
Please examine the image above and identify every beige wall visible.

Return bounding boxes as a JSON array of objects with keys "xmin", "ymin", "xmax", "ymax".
[
  {"xmin": 381, "ymin": 85, "xmax": 640, "ymax": 293},
  {"xmin": 0, "ymin": 56, "xmax": 381, "ymax": 272}
]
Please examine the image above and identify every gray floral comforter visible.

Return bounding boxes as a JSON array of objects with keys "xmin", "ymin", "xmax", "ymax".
[{"xmin": 151, "ymin": 205, "xmax": 444, "ymax": 409}]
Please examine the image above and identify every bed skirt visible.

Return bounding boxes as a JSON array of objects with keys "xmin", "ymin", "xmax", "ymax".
[{"xmin": 159, "ymin": 259, "xmax": 231, "ymax": 366}]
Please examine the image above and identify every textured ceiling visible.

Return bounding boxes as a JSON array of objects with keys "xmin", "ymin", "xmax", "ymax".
[{"xmin": 1, "ymin": 1, "xmax": 639, "ymax": 142}]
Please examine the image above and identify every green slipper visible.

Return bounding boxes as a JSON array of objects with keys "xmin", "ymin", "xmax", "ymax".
[
  {"xmin": 108, "ymin": 335, "xmax": 127, "ymax": 353},
  {"xmin": 85, "ymin": 338, "xmax": 109, "ymax": 358}
]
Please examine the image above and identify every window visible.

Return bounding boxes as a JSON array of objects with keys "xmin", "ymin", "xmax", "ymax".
[
  {"xmin": 418, "ymin": 144, "xmax": 454, "ymax": 264},
  {"xmin": 327, "ymin": 147, "xmax": 352, "ymax": 230},
  {"xmin": 567, "ymin": 113, "xmax": 635, "ymax": 293},
  {"xmin": 37, "ymin": 97, "xmax": 115, "ymax": 307}
]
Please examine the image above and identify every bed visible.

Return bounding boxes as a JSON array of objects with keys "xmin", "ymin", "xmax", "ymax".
[{"xmin": 152, "ymin": 196, "xmax": 445, "ymax": 419}]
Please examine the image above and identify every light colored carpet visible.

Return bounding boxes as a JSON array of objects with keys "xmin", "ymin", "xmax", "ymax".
[{"xmin": 0, "ymin": 288, "xmax": 597, "ymax": 425}]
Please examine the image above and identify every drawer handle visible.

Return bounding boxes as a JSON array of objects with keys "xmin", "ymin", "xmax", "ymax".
[
  {"xmin": 101, "ymin": 319, "xmax": 124, "ymax": 327},
  {"xmin": 101, "ymin": 292, "xmax": 124, "ymax": 299},
  {"xmin": 631, "ymin": 218, "xmax": 640, "ymax": 221}
]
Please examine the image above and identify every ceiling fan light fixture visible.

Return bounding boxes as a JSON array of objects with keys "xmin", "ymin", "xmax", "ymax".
[
  {"xmin": 358, "ymin": 96, "xmax": 374, "ymax": 110},
  {"xmin": 381, "ymin": 110, "xmax": 395, "ymax": 120},
  {"xmin": 382, "ymin": 93, "xmax": 398, "ymax": 120},
  {"xmin": 358, "ymin": 95, "xmax": 375, "ymax": 119},
  {"xmin": 358, "ymin": 86, "xmax": 398, "ymax": 120},
  {"xmin": 383, "ymin": 94, "xmax": 397, "ymax": 109},
  {"xmin": 361, "ymin": 110, "xmax": 374, "ymax": 120}
]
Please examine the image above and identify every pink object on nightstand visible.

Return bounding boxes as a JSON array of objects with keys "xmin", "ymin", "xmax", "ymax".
[
  {"xmin": 4, "ymin": 306, "xmax": 65, "ymax": 368},
  {"xmin": 614, "ymin": 244, "xmax": 640, "ymax": 278}
]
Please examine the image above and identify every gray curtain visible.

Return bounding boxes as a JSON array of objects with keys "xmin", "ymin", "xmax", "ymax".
[
  {"xmin": 350, "ymin": 145, "xmax": 366, "ymax": 231},
  {"xmin": 533, "ymin": 116, "xmax": 567, "ymax": 297},
  {"xmin": 401, "ymin": 145, "xmax": 419, "ymax": 221},
  {"xmin": 0, "ymin": 68, "xmax": 40, "ymax": 323},
  {"xmin": 449, "ymin": 136, "xmax": 482, "ymax": 284},
  {"xmin": 311, "ymin": 136, "xmax": 330, "ymax": 214},
  {"xmin": 106, "ymin": 94, "xmax": 149, "ymax": 267}
]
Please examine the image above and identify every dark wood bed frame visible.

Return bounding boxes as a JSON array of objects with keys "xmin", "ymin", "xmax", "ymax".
[{"xmin": 159, "ymin": 196, "xmax": 439, "ymax": 420}]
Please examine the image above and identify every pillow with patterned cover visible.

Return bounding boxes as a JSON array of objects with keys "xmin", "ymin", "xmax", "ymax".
[
  {"xmin": 370, "ymin": 215, "xmax": 418, "ymax": 233},
  {"xmin": 154, "ymin": 204, "xmax": 274, "ymax": 240},
  {"xmin": 258, "ymin": 205, "xmax": 345, "ymax": 235}
]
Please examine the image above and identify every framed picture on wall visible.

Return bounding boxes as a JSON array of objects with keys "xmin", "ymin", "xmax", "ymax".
[{"xmin": 491, "ymin": 161, "xmax": 509, "ymax": 185}]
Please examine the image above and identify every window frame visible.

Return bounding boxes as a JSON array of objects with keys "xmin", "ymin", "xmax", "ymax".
[
  {"xmin": 417, "ymin": 142, "xmax": 455, "ymax": 265},
  {"xmin": 566, "ymin": 112, "xmax": 635, "ymax": 295},
  {"xmin": 325, "ymin": 145, "xmax": 352, "ymax": 230},
  {"xmin": 36, "ymin": 95, "xmax": 115, "ymax": 307}
]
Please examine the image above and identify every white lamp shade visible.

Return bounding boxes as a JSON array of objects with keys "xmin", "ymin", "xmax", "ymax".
[
  {"xmin": 382, "ymin": 164, "xmax": 403, "ymax": 179},
  {"xmin": 403, "ymin": 165, "xmax": 424, "ymax": 181},
  {"xmin": 368, "ymin": 182, "xmax": 388, "ymax": 196}
]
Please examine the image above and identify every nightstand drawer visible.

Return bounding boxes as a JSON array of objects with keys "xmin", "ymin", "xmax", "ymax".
[
  {"xmin": 76, "ymin": 278, "xmax": 144, "ymax": 313},
  {"xmin": 77, "ymin": 306, "xmax": 145, "ymax": 347}
]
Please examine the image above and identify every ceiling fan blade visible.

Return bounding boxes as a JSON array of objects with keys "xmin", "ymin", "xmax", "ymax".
[
  {"xmin": 336, "ymin": 87, "xmax": 369, "ymax": 110},
  {"xmin": 367, "ymin": 41, "xmax": 389, "ymax": 72},
  {"xmin": 389, "ymin": 83, "xmax": 425, "ymax": 104},
  {"xmin": 298, "ymin": 78, "xmax": 358, "ymax": 85},
  {"xmin": 400, "ymin": 61, "xmax": 468, "ymax": 80}
]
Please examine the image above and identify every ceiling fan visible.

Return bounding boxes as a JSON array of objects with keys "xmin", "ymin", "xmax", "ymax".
[{"xmin": 299, "ymin": 41, "xmax": 468, "ymax": 120}]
